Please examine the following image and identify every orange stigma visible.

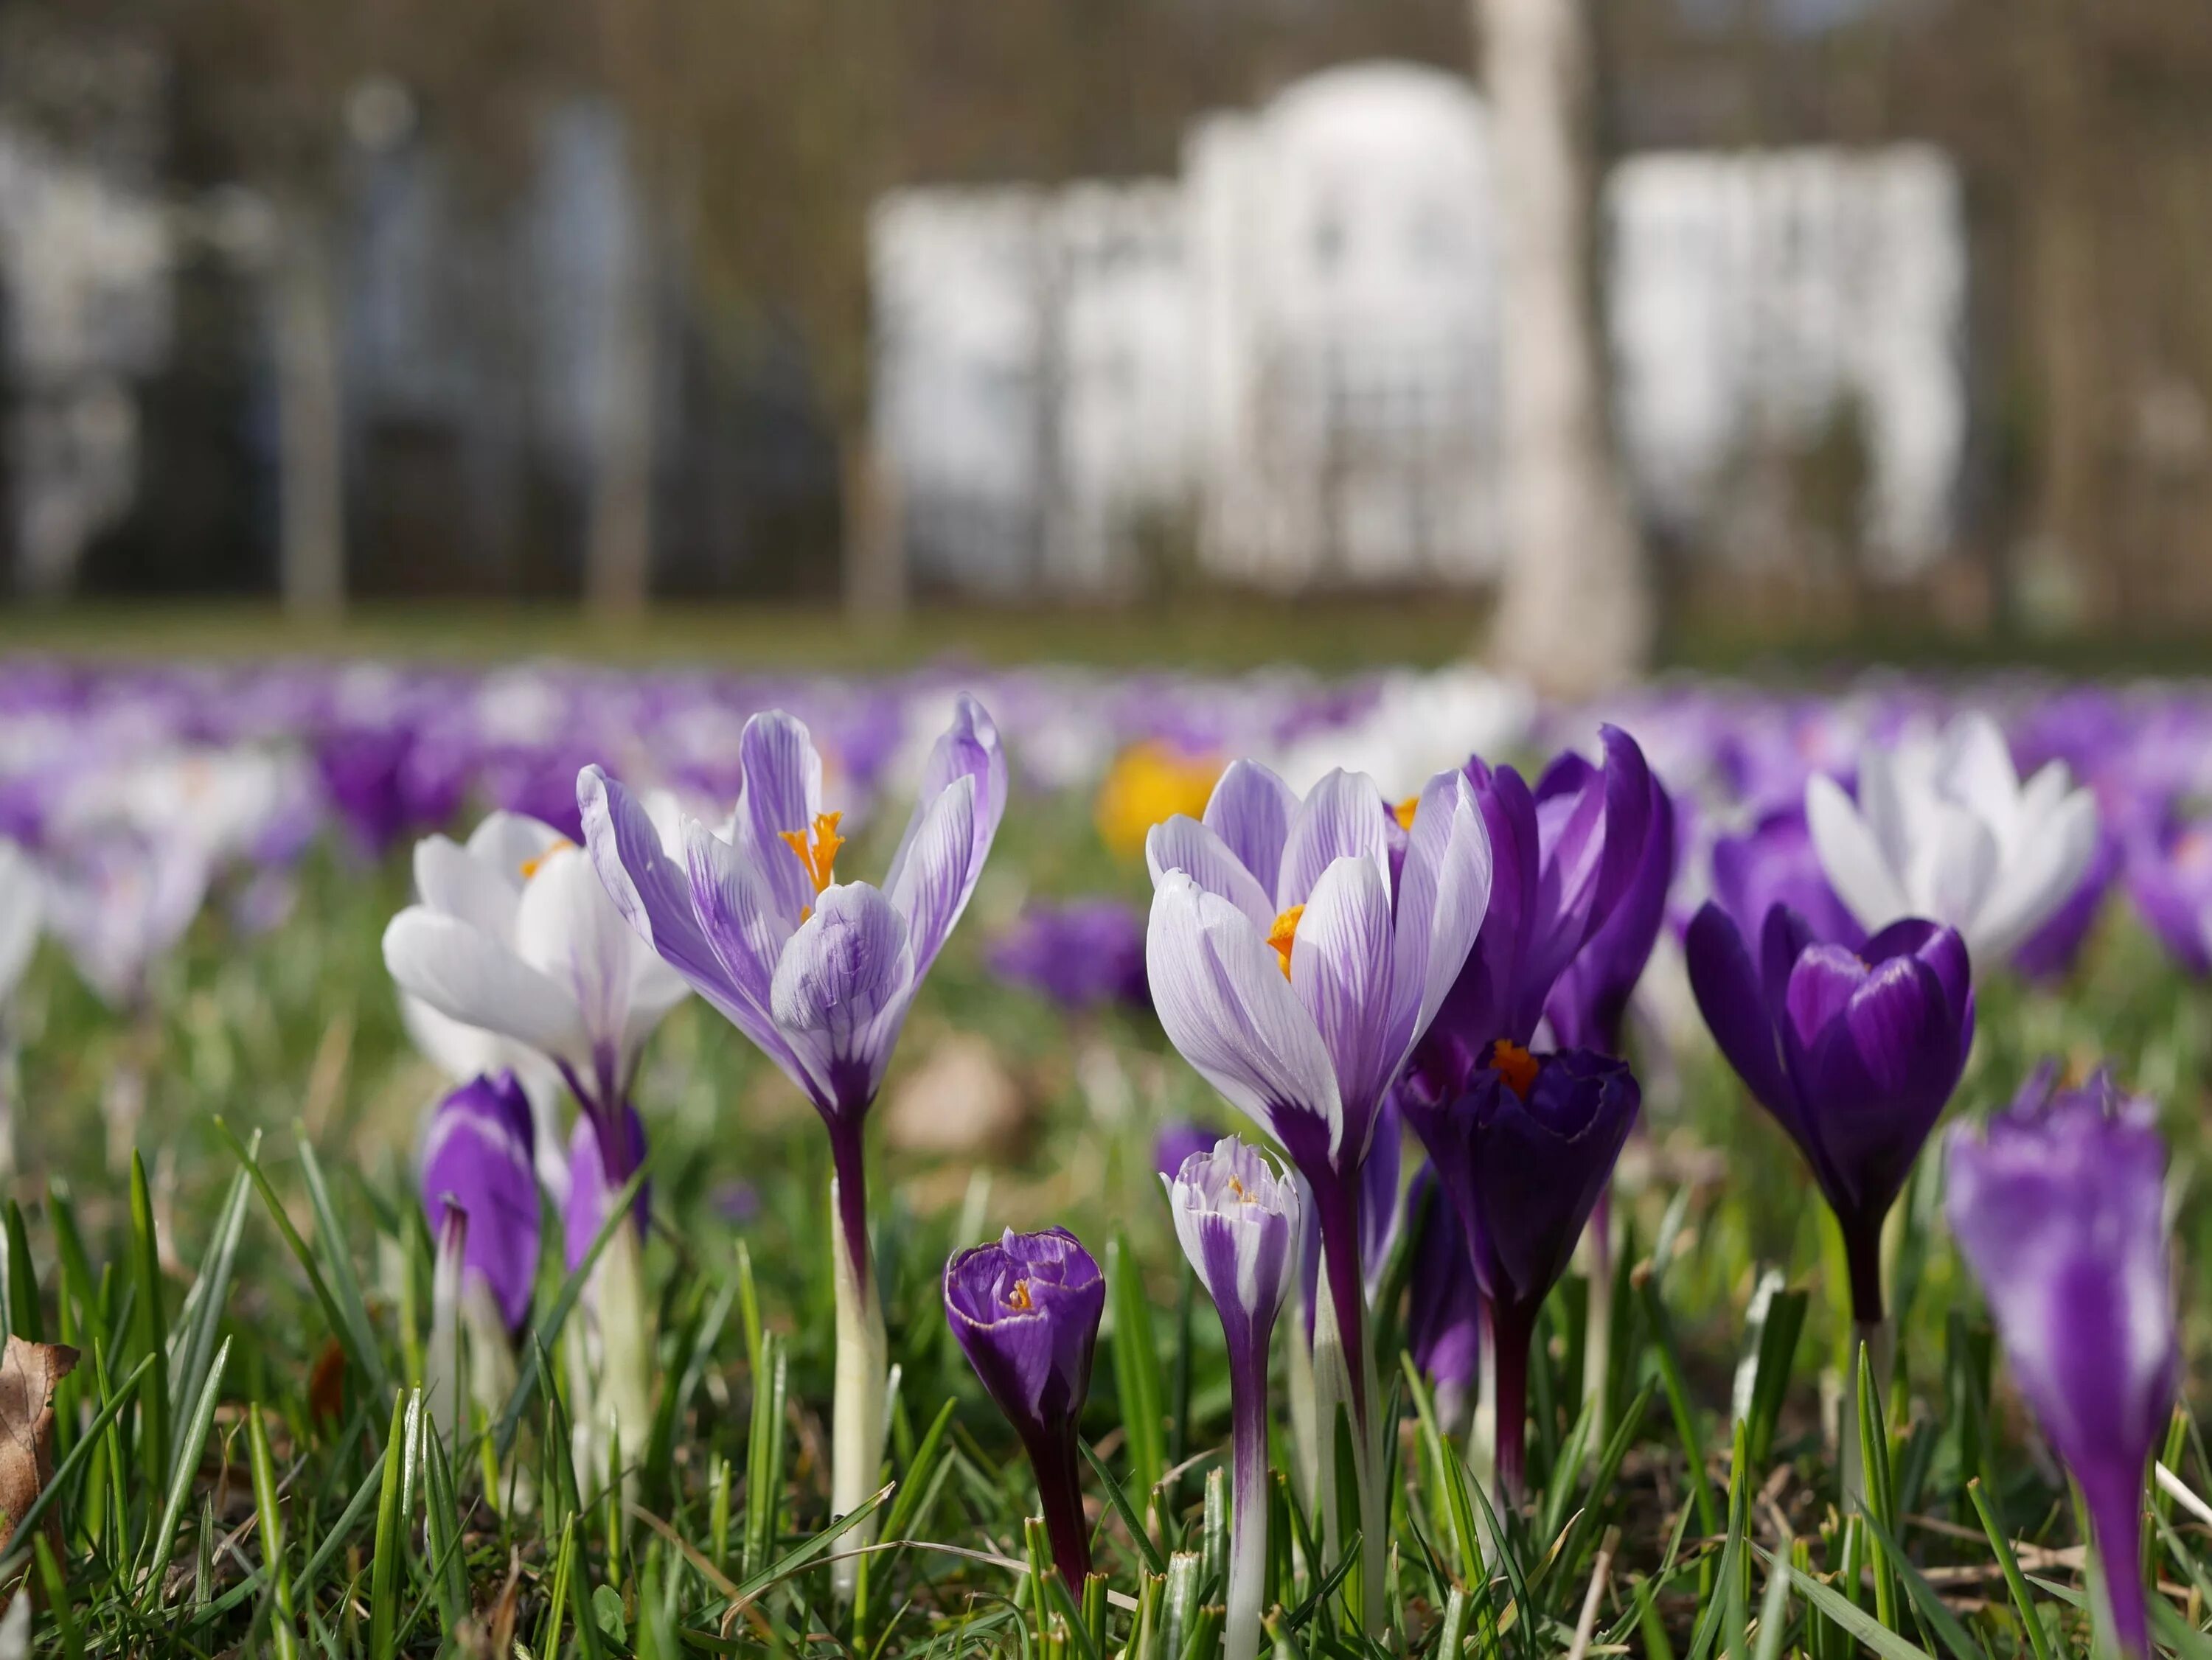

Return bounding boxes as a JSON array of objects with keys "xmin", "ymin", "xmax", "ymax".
[
  {"xmin": 779, "ymin": 811, "xmax": 845, "ymax": 896},
  {"xmin": 1266, "ymin": 904, "xmax": 1306, "ymax": 979},
  {"xmin": 1006, "ymin": 1279, "xmax": 1033, "ymax": 1311},
  {"xmin": 1489, "ymin": 1039, "xmax": 1540, "ymax": 1101},
  {"xmin": 1393, "ymin": 795, "xmax": 1419, "ymax": 831},
  {"xmin": 519, "ymin": 837, "xmax": 575, "ymax": 880}
]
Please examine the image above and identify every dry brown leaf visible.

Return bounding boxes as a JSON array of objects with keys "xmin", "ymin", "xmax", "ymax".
[{"xmin": 0, "ymin": 1336, "xmax": 78, "ymax": 1560}]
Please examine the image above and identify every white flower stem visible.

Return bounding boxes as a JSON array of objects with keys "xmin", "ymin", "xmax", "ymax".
[
  {"xmin": 1225, "ymin": 1345, "xmax": 1271, "ymax": 1660},
  {"xmin": 1581, "ymin": 1210, "xmax": 1613, "ymax": 1469},
  {"xmin": 830, "ymin": 1172, "xmax": 888, "ymax": 1602}
]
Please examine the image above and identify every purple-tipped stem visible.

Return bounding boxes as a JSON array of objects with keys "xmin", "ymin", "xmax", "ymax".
[
  {"xmin": 2085, "ymin": 1468, "xmax": 2152, "ymax": 1659},
  {"xmin": 1309, "ymin": 1171, "xmax": 1369, "ymax": 1420},
  {"xmin": 826, "ymin": 1115, "xmax": 874, "ymax": 1300},
  {"xmin": 1027, "ymin": 1428, "xmax": 1092, "ymax": 1591},
  {"xmin": 1842, "ymin": 1216, "xmax": 1885, "ymax": 1329}
]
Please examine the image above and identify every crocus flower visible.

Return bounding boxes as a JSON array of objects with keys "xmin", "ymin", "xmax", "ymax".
[
  {"xmin": 1710, "ymin": 803, "xmax": 1865, "ymax": 955},
  {"xmin": 1409, "ymin": 726, "xmax": 1662, "ymax": 1097},
  {"xmin": 1545, "ymin": 749, "xmax": 1677, "ymax": 1055},
  {"xmin": 1947, "ymin": 1068, "xmax": 2176, "ymax": 1659},
  {"xmin": 989, "ymin": 898, "xmax": 1150, "ymax": 1012},
  {"xmin": 582, "ymin": 697, "xmax": 1004, "ymax": 1574},
  {"xmin": 383, "ymin": 809, "xmax": 688, "ymax": 1185},
  {"xmin": 1403, "ymin": 1044, "xmax": 1638, "ymax": 1497},
  {"xmin": 420, "ymin": 1074, "xmax": 540, "ymax": 1462},
  {"xmin": 1146, "ymin": 758, "xmax": 1486, "ymax": 1626},
  {"xmin": 1164, "ymin": 1138, "xmax": 1299, "ymax": 1660},
  {"xmin": 1806, "ymin": 712, "xmax": 2098, "ymax": 961},
  {"xmin": 1154, "ymin": 1121, "xmax": 1218, "ymax": 1180},
  {"xmin": 1404, "ymin": 1170, "xmax": 1482, "ymax": 1431},
  {"xmin": 1145, "ymin": 761, "xmax": 1489, "ymax": 1399},
  {"xmin": 1685, "ymin": 902, "xmax": 1973, "ymax": 1327},
  {"xmin": 2124, "ymin": 810, "xmax": 2212, "ymax": 975},
  {"xmin": 420, "ymin": 1073, "xmax": 542, "ymax": 1333},
  {"xmin": 945, "ymin": 1227, "xmax": 1106, "ymax": 1591}
]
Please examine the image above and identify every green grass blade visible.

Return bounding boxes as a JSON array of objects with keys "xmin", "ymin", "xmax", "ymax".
[
  {"xmin": 1108, "ymin": 1230, "xmax": 1166, "ymax": 1501},
  {"xmin": 141, "ymin": 1335, "xmax": 230, "ymax": 1600},
  {"xmin": 169, "ymin": 1145, "xmax": 257, "ymax": 1431},
  {"xmin": 1082, "ymin": 1437, "xmax": 1169, "ymax": 1578},
  {"xmin": 129, "ymin": 1151, "xmax": 172, "ymax": 1493},
  {"xmin": 1775, "ymin": 1552, "xmax": 1939, "ymax": 1660},
  {"xmin": 366, "ymin": 1389, "xmax": 412, "ymax": 1660},
  {"xmin": 293, "ymin": 1129, "xmax": 390, "ymax": 1397}
]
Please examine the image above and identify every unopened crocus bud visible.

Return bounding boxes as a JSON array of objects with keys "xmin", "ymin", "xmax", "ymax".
[
  {"xmin": 945, "ymin": 1227, "xmax": 1105, "ymax": 1590},
  {"xmin": 1404, "ymin": 1043, "xmax": 1637, "ymax": 1499},
  {"xmin": 1164, "ymin": 1139, "xmax": 1300, "ymax": 1660},
  {"xmin": 1947, "ymin": 1067, "xmax": 2177, "ymax": 1660},
  {"xmin": 420, "ymin": 1074, "xmax": 539, "ymax": 1459},
  {"xmin": 420, "ymin": 1073, "xmax": 540, "ymax": 1333},
  {"xmin": 1404, "ymin": 1170, "xmax": 1482, "ymax": 1433}
]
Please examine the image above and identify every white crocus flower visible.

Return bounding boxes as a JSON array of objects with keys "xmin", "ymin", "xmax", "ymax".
[
  {"xmin": 383, "ymin": 809, "xmax": 688, "ymax": 1115},
  {"xmin": 1806, "ymin": 711, "xmax": 2098, "ymax": 962}
]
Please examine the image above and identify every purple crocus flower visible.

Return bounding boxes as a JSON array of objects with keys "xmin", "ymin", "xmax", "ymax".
[
  {"xmin": 988, "ymin": 898, "xmax": 1150, "ymax": 1012},
  {"xmin": 1164, "ymin": 1138, "xmax": 1299, "ymax": 1660},
  {"xmin": 1143, "ymin": 761, "xmax": 1491, "ymax": 1423},
  {"xmin": 1947, "ymin": 1068, "xmax": 2177, "ymax": 1659},
  {"xmin": 1685, "ymin": 902, "xmax": 1973, "ymax": 1325},
  {"xmin": 1545, "ymin": 750, "xmax": 1677, "ymax": 1055},
  {"xmin": 580, "ymin": 697, "xmax": 1006, "ymax": 1292},
  {"xmin": 2124, "ymin": 810, "xmax": 2212, "ymax": 975},
  {"xmin": 1405, "ymin": 1170, "xmax": 1482, "ymax": 1430},
  {"xmin": 420, "ymin": 1072, "xmax": 542, "ymax": 1332},
  {"xmin": 1402, "ymin": 1044, "xmax": 1638, "ymax": 1497},
  {"xmin": 944, "ymin": 1227, "xmax": 1106, "ymax": 1590},
  {"xmin": 1710, "ymin": 804, "xmax": 1865, "ymax": 955},
  {"xmin": 1409, "ymin": 726, "xmax": 1661, "ymax": 1098}
]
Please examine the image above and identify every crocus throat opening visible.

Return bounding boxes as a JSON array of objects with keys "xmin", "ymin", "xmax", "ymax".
[
  {"xmin": 1006, "ymin": 1279, "xmax": 1032, "ymax": 1311},
  {"xmin": 1267, "ymin": 904, "xmax": 1306, "ymax": 979},
  {"xmin": 780, "ymin": 811, "xmax": 846, "ymax": 920},
  {"xmin": 1488, "ymin": 1039, "xmax": 1540, "ymax": 1101},
  {"xmin": 519, "ymin": 837, "xmax": 577, "ymax": 880},
  {"xmin": 1393, "ymin": 796, "xmax": 1419, "ymax": 831}
]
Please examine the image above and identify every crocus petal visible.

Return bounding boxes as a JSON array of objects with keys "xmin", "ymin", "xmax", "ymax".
[
  {"xmin": 737, "ymin": 711, "xmax": 825, "ymax": 927},
  {"xmin": 1276, "ymin": 770, "xmax": 1392, "ymax": 913},
  {"xmin": 1289, "ymin": 855, "xmax": 1397, "ymax": 1141},
  {"xmin": 1905, "ymin": 802, "xmax": 1997, "ymax": 936},
  {"xmin": 1947, "ymin": 712, "xmax": 2020, "ymax": 831},
  {"xmin": 383, "ymin": 907, "xmax": 590, "ymax": 1070},
  {"xmin": 1203, "ymin": 759, "xmax": 1298, "ymax": 893},
  {"xmin": 1146, "ymin": 871, "xmax": 1343, "ymax": 1167},
  {"xmin": 1973, "ymin": 785, "xmax": 2098, "ymax": 958},
  {"xmin": 1390, "ymin": 770, "xmax": 1493, "ymax": 1057},
  {"xmin": 771, "ymin": 882, "xmax": 914, "ymax": 1104},
  {"xmin": 1784, "ymin": 944, "xmax": 1867, "ymax": 1050},
  {"xmin": 1147, "ymin": 814, "xmax": 1276, "ymax": 932},
  {"xmin": 1683, "ymin": 902, "xmax": 1800, "ymax": 1138},
  {"xmin": 515, "ymin": 845, "xmax": 637, "ymax": 1071},
  {"xmin": 580, "ymin": 767, "xmax": 751, "ymax": 1017},
  {"xmin": 887, "ymin": 694, "xmax": 1006, "ymax": 903},
  {"xmin": 420, "ymin": 1074, "xmax": 541, "ymax": 1331},
  {"xmin": 888, "ymin": 773, "xmax": 980, "ymax": 977},
  {"xmin": 1806, "ymin": 774, "xmax": 1910, "ymax": 932},
  {"xmin": 414, "ymin": 834, "xmax": 521, "ymax": 942},
  {"xmin": 465, "ymin": 810, "xmax": 569, "ymax": 879}
]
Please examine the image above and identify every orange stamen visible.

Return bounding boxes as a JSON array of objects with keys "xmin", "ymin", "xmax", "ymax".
[
  {"xmin": 778, "ymin": 811, "xmax": 845, "ymax": 896},
  {"xmin": 1393, "ymin": 795, "xmax": 1419, "ymax": 831},
  {"xmin": 1266, "ymin": 904, "xmax": 1306, "ymax": 980},
  {"xmin": 1489, "ymin": 1039, "xmax": 1540, "ymax": 1101},
  {"xmin": 520, "ymin": 837, "xmax": 576, "ymax": 880},
  {"xmin": 1006, "ymin": 1279, "xmax": 1033, "ymax": 1311}
]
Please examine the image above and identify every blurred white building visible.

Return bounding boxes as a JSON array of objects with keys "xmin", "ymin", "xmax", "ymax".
[
  {"xmin": 870, "ymin": 60, "xmax": 1969, "ymax": 599},
  {"xmin": 0, "ymin": 119, "xmax": 173, "ymax": 596}
]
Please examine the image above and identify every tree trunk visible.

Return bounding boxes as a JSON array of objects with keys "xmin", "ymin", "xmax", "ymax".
[
  {"xmin": 274, "ymin": 214, "xmax": 346, "ymax": 617},
  {"xmin": 1478, "ymin": 0, "xmax": 1652, "ymax": 695},
  {"xmin": 585, "ymin": 212, "xmax": 656, "ymax": 615}
]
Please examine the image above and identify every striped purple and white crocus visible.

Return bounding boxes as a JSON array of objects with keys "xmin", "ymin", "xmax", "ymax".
[
  {"xmin": 580, "ymin": 696, "xmax": 1005, "ymax": 1585},
  {"xmin": 1144, "ymin": 760, "xmax": 1490, "ymax": 1623},
  {"xmin": 1164, "ymin": 1138, "xmax": 1300, "ymax": 1660}
]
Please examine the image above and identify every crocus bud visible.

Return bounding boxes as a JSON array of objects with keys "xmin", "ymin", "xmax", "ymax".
[
  {"xmin": 1686, "ymin": 903, "xmax": 1973, "ymax": 1325},
  {"xmin": 1404, "ymin": 1170, "xmax": 1482, "ymax": 1433},
  {"xmin": 1947, "ymin": 1068, "xmax": 2177, "ymax": 1660},
  {"xmin": 420, "ymin": 1073, "xmax": 540, "ymax": 1332},
  {"xmin": 1404, "ymin": 1043, "xmax": 1638, "ymax": 1498},
  {"xmin": 945, "ymin": 1227, "xmax": 1105, "ymax": 1589},
  {"xmin": 1164, "ymin": 1139, "xmax": 1298, "ymax": 1660}
]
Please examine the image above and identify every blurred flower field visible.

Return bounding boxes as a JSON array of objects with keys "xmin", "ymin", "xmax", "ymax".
[{"xmin": 0, "ymin": 654, "xmax": 2208, "ymax": 1658}]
